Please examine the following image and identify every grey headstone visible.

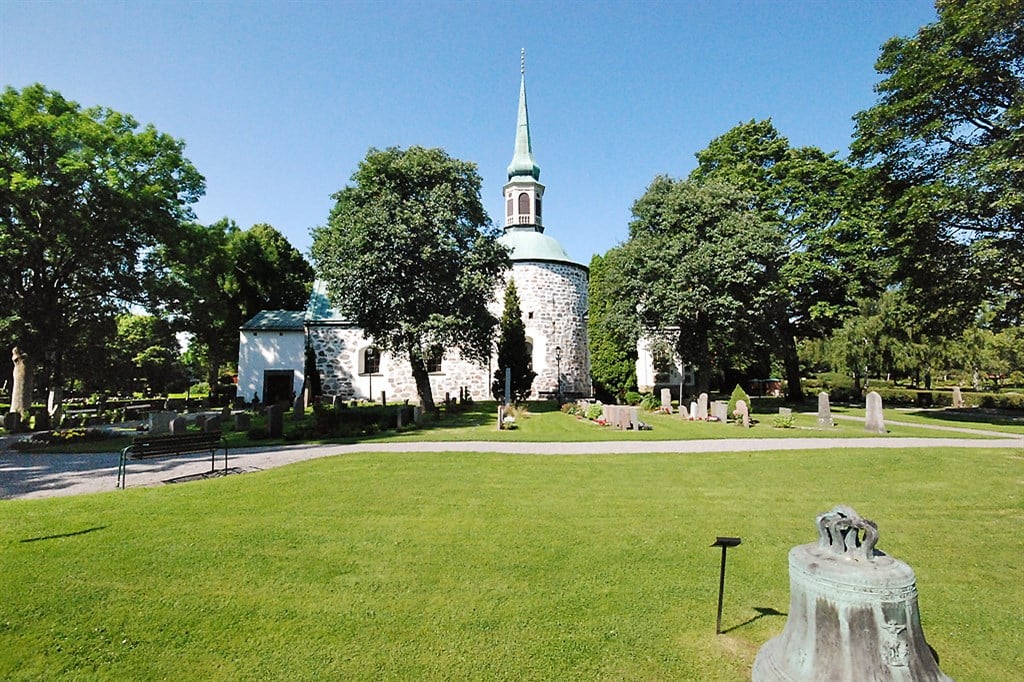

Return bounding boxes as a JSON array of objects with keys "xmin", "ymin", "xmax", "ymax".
[
  {"xmin": 816, "ymin": 392, "xmax": 833, "ymax": 427},
  {"xmin": 148, "ymin": 411, "xmax": 176, "ymax": 435},
  {"xmin": 331, "ymin": 395, "xmax": 344, "ymax": 408},
  {"xmin": 221, "ymin": 406, "xmax": 231, "ymax": 419},
  {"xmin": 396, "ymin": 408, "xmax": 403, "ymax": 429},
  {"xmin": 267, "ymin": 404, "xmax": 284, "ymax": 438},
  {"xmin": 951, "ymin": 386, "xmax": 964, "ymax": 408},
  {"xmin": 712, "ymin": 400, "xmax": 729, "ymax": 423},
  {"xmin": 292, "ymin": 393, "xmax": 305, "ymax": 420},
  {"xmin": 735, "ymin": 399, "xmax": 750, "ymax": 427},
  {"xmin": 4, "ymin": 411, "xmax": 22, "ymax": 433},
  {"xmin": 697, "ymin": 392, "xmax": 709, "ymax": 420},
  {"xmin": 204, "ymin": 415, "xmax": 222, "ymax": 433},
  {"xmin": 660, "ymin": 388, "xmax": 672, "ymax": 411},
  {"xmin": 413, "ymin": 405, "xmax": 423, "ymax": 424},
  {"xmin": 678, "ymin": 402, "xmax": 689, "ymax": 419},
  {"xmin": 629, "ymin": 407, "xmax": 640, "ymax": 430},
  {"xmin": 234, "ymin": 412, "xmax": 251, "ymax": 431},
  {"xmin": 865, "ymin": 391, "xmax": 886, "ymax": 434},
  {"xmin": 195, "ymin": 414, "xmax": 207, "ymax": 430},
  {"xmin": 169, "ymin": 416, "xmax": 187, "ymax": 435},
  {"xmin": 778, "ymin": 407, "xmax": 792, "ymax": 417}
]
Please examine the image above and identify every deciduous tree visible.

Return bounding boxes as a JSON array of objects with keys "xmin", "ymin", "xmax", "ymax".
[{"xmin": 311, "ymin": 147, "xmax": 509, "ymax": 413}]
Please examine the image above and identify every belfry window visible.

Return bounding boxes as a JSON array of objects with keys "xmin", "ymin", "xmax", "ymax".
[
  {"xmin": 536, "ymin": 196, "xmax": 542, "ymax": 218},
  {"xmin": 506, "ymin": 196, "xmax": 513, "ymax": 217},
  {"xmin": 518, "ymin": 192, "xmax": 530, "ymax": 215}
]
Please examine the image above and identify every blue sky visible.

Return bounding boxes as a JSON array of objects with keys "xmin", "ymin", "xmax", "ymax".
[{"xmin": 1, "ymin": 0, "xmax": 938, "ymax": 265}]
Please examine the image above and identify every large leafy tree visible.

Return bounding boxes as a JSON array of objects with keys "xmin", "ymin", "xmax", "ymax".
[
  {"xmin": 148, "ymin": 220, "xmax": 312, "ymax": 393},
  {"xmin": 491, "ymin": 279, "xmax": 535, "ymax": 403},
  {"xmin": 0, "ymin": 84, "xmax": 204, "ymax": 394},
  {"xmin": 852, "ymin": 0, "xmax": 1024, "ymax": 327},
  {"xmin": 614, "ymin": 177, "xmax": 783, "ymax": 396},
  {"xmin": 107, "ymin": 314, "xmax": 187, "ymax": 395},
  {"xmin": 587, "ymin": 251, "xmax": 638, "ymax": 402},
  {"xmin": 311, "ymin": 146, "xmax": 509, "ymax": 413},
  {"xmin": 689, "ymin": 120, "xmax": 886, "ymax": 400}
]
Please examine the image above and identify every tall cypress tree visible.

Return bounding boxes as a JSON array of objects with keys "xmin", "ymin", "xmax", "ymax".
[{"xmin": 492, "ymin": 279, "xmax": 536, "ymax": 403}]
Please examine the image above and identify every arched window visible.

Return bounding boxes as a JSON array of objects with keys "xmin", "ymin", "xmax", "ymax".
[
  {"xmin": 525, "ymin": 338, "xmax": 534, "ymax": 372},
  {"xmin": 518, "ymin": 192, "xmax": 530, "ymax": 215},
  {"xmin": 506, "ymin": 196, "xmax": 513, "ymax": 217},
  {"xmin": 362, "ymin": 347, "xmax": 380, "ymax": 375}
]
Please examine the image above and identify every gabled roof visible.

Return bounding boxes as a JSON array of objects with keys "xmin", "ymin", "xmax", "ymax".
[
  {"xmin": 305, "ymin": 280, "xmax": 349, "ymax": 322},
  {"xmin": 240, "ymin": 310, "xmax": 305, "ymax": 331}
]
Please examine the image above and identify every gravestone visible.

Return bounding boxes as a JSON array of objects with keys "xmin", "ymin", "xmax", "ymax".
[
  {"xmin": 204, "ymin": 415, "xmax": 222, "ymax": 433},
  {"xmin": 689, "ymin": 401, "xmax": 698, "ymax": 420},
  {"xmin": 234, "ymin": 412, "xmax": 251, "ymax": 431},
  {"xmin": 629, "ymin": 407, "xmax": 640, "ymax": 430},
  {"xmin": 148, "ymin": 411, "xmax": 176, "ymax": 436},
  {"xmin": 778, "ymin": 407, "xmax": 792, "ymax": 417},
  {"xmin": 3, "ymin": 411, "xmax": 21, "ymax": 433},
  {"xmin": 734, "ymin": 399, "xmax": 750, "ymax": 427},
  {"xmin": 951, "ymin": 386, "xmax": 964, "ymax": 408},
  {"xmin": 169, "ymin": 416, "xmax": 187, "ymax": 435},
  {"xmin": 752, "ymin": 505, "xmax": 952, "ymax": 681},
  {"xmin": 267, "ymin": 404, "xmax": 284, "ymax": 438},
  {"xmin": 396, "ymin": 409, "xmax": 404, "ymax": 429},
  {"xmin": 195, "ymin": 414, "xmax": 207, "ymax": 430},
  {"xmin": 697, "ymin": 392, "xmax": 709, "ymax": 420},
  {"xmin": 10, "ymin": 346, "xmax": 32, "ymax": 419},
  {"xmin": 413, "ymin": 406, "xmax": 423, "ymax": 424},
  {"xmin": 292, "ymin": 393, "xmax": 305, "ymax": 419},
  {"xmin": 711, "ymin": 400, "xmax": 729, "ymax": 423},
  {"xmin": 48, "ymin": 387, "xmax": 63, "ymax": 425},
  {"xmin": 660, "ymin": 388, "xmax": 672, "ymax": 413},
  {"xmin": 221, "ymin": 406, "xmax": 231, "ymax": 419},
  {"xmin": 678, "ymin": 402, "xmax": 689, "ymax": 419},
  {"xmin": 233, "ymin": 396, "xmax": 247, "ymax": 409},
  {"xmin": 865, "ymin": 391, "xmax": 886, "ymax": 434},
  {"xmin": 817, "ymin": 392, "xmax": 833, "ymax": 427}
]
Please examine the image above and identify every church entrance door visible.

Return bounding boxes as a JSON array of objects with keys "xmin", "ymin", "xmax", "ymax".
[{"xmin": 263, "ymin": 370, "xmax": 293, "ymax": 405}]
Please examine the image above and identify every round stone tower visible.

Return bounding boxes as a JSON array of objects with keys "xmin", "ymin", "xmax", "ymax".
[{"xmin": 497, "ymin": 51, "xmax": 591, "ymax": 399}]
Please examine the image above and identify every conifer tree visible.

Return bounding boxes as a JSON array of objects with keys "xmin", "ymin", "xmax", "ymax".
[{"xmin": 492, "ymin": 279, "xmax": 535, "ymax": 403}]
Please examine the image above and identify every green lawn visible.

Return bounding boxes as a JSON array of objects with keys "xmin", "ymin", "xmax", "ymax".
[{"xmin": 2, "ymin": 446, "xmax": 1021, "ymax": 680}]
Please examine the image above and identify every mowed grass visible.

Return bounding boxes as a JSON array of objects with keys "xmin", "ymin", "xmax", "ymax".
[{"xmin": 2, "ymin": 446, "xmax": 1022, "ymax": 680}]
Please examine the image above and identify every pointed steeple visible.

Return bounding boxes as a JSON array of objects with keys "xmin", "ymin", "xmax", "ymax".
[{"xmin": 507, "ymin": 49, "xmax": 540, "ymax": 181}]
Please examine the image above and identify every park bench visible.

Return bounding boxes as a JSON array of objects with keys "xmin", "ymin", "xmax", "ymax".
[{"xmin": 116, "ymin": 431, "xmax": 228, "ymax": 489}]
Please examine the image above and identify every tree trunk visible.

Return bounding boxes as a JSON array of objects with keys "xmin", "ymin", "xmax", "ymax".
[
  {"xmin": 409, "ymin": 352, "xmax": 436, "ymax": 413},
  {"xmin": 779, "ymin": 321, "xmax": 804, "ymax": 402},
  {"xmin": 689, "ymin": 315, "xmax": 712, "ymax": 397}
]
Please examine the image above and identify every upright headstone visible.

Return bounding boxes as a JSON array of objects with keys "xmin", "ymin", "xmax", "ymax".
[
  {"xmin": 689, "ymin": 401, "xmax": 698, "ymax": 420},
  {"xmin": 629, "ymin": 407, "xmax": 640, "ymax": 430},
  {"xmin": 697, "ymin": 392, "xmax": 709, "ymax": 420},
  {"xmin": 293, "ymin": 393, "xmax": 305, "ymax": 420},
  {"xmin": 234, "ymin": 412, "xmax": 251, "ymax": 431},
  {"xmin": 3, "ymin": 411, "xmax": 21, "ymax": 433},
  {"xmin": 735, "ymin": 399, "xmax": 750, "ymax": 427},
  {"xmin": 267, "ymin": 404, "xmax": 284, "ymax": 438},
  {"xmin": 148, "ymin": 411, "xmax": 176, "ymax": 435},
  {"xmin": 778, "ymin": 407, "xmax": 792, "ymax": 417},
  {"xmin": 497, "ymin": 404, "xmax": 505, "ymax": 430},
  {"xmin": 204, "ymin": 415, "xmax": 222, "ymax": 433},
  {"xmin": 10, "ymin": 346, "xmax": 32, "ymax": 419},
  {"xmin": 221, "ymin": 406, "xmax": 231, "ymax": 420},
  {"xmin": 47, "ymin": 387, "xmax": 63, "ymax": 425},
  {"xmin": 396, "ymin": 408, "xmax": 404, "ymax": 429},
  {"xmin": 817, "ymin": 392, "xmax": 833, "ymax": 428},
  {"xmin": 169, "ymin": 416, "xmax": 187, "ymax": 435},
  {"xmin": 413, "ymin": 405, "xmax": 423, "ymax": 424},
  {"xmin": 678, "ymin": 402, "xmax": 689, "ymax": 419},
  {"xmin": 660, "ymin": 388, "xmax": 673, "ymax": 413},
  {"xmin": 195, "ymin": 414, "xmax": 207, "ymax": 430},
  {"xmin": 951, "ymin": 386, "xmax": 964, "ymax": 409},
  {"xmin": 752, "ymin": 505, "xmax": 952, "ymax": 681},
  {"xmin": 712, "ymin": 400, "xmax": 729, "ymax": 423},
  {"xmin": 865, "ymin": 391, "xmax": 886, "ymax": 434}
]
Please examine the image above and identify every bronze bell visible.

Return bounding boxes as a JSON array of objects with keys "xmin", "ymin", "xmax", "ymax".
[{"xmin": 753, "ymin": 505, "xmax": 952, "ymax": 681}]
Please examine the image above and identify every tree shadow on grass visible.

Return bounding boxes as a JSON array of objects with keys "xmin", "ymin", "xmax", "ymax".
[
  {"xmin": 720, "ymin": 606, "xmax": 786, "ymax": 634},
  {"xmin": 904, "ymin": 408, "xmax": 1024, "ymax": 427},
  {"xmin": 20, "ymin": 526, "xmax": 108, "ymax": 543}
]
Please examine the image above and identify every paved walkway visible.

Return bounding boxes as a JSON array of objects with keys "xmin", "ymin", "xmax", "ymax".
[{"xmin": 2, "ymin": 420, "xmax": 1020, "ymax": 500}]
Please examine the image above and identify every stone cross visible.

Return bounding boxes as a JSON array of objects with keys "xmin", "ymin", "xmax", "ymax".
[
  {"xmin": 865, "ymin": 391, "xmax": 886, "ymax": 434},
  {"xmin": 817, "ymin": 392, "xmax": 833, "ymax": 427}
]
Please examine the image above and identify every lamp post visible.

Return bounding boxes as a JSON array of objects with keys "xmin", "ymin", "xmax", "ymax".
[
  {"xmin": 366, "ymin": 347, "xmax": 378, "ymax": 403},
  {"xmin": 554, "ymin": 345, "xmax": 562, "ymax": 404}
]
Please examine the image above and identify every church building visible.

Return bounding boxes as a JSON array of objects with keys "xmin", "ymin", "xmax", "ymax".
[{"xmin": 237, "ymin": 58, "xmax": 591, "ymax": 405}]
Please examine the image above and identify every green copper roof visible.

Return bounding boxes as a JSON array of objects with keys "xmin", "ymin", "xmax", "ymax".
[
  {"xmin": 305, "ymin": 280, "xmax": 348, "ymax": 322},
  {"xmin": 499, "ymin": 228, "xmax": 582, "ymax": 266},
  {"xmin": 507, "ymin": 70, "xmax": 540, "ymax": 181},
  {"xmin": 240, "ymin": 310, "xmax": 305, "ymax": 331}
]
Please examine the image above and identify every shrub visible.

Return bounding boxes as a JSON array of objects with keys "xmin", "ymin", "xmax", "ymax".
[
  {"xmin": 585, "ymin": 403, "xmax": 604, "ymax": 420},
  {"xmin": 726, "ymin": 384, "xmax": 751, "ymax": 420},
  {"xmin": 639, "ymin": 393, "xmax": 660, "ymax": 411},
  {"xmin": 772, "ymin": 414, "xmax": 795, "ymax": 429},
  {"xmin": 624, "ymin": 391, "xmax": 643, "ymax": 406}
]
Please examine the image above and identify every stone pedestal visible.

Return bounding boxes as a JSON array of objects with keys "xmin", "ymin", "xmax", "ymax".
[{"xmin": 753, "ymin": 506, "xmax": 952, "ymax": 681}]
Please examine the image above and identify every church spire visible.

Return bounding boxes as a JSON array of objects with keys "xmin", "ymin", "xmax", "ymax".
[{"xmin": 507, "ymin": 48, "xmax": 540, "ymax": 181}]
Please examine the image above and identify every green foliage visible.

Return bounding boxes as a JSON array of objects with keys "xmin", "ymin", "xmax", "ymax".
[
  {"xmin": 584, "ymin": 403, "xmax": 605, "ymax": 420},
  {"xmin": 624, "ymin": 391, "xmax": 643, "ymax": 406},
  {"xmin": 852, "ymin": 0, "xmax": 1024, "ymax": 329},
  {"xmin": 587, "ymin": 252, "xmax": 638, "ymax": 401},
  {"xmin": 0, "ymin": 84, "xmax": 204, "ymax": 391},
  {"xmin": 727, "ymin": 384, "xmax": 751, "ymax": 418},
  {"xmin": 311, "ymin": 146, "xmax": 510, "ymax": 413},
  {"xmin": 639, "ymin": 393, "xmax": 660, "ymax": 411},
  {"xmin": 492, "ymin": 280, "xmax": 535, "ymax": 403},
  {"xmin": 772, "ymin": 414, "xmax": 795, "ymax": 429}
]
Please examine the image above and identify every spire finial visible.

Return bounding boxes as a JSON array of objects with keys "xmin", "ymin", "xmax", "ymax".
[{"xmin": 521, "ymin": 48, "xmax": 525, "ymax": 75}]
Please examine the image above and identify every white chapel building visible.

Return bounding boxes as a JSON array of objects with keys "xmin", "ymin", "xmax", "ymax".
[{"xmin": 237, "ymin": 62, "xmax": 591, "ymax": 405}]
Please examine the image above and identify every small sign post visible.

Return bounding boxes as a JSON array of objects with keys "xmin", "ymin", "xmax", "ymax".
[{"xmin": 711, "ymin": 536, "xmax": 742, "ymax": 634}]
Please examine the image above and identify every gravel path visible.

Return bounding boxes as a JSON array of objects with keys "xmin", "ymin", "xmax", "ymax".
[{"xmin": 2, "ymin": 427, "xmax": 1021, "ymax": 501}]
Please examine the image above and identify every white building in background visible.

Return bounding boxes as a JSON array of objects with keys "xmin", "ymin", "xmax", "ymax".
[{"xmin": 237, "ymin": 58, "xmax": 591, "ymax": 405}]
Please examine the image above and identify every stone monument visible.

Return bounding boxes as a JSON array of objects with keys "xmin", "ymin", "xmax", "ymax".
[
  {"xmin": 752, "ymin": 505, "xmax": 952, "ymax": 681},
  {"xmin": 817, "ymin": 392, "xmax": 833, "ymax": 428},
  {"xmin": 951, "ymin": 386, "xmax": 964, "ymax": 409},
  {"xmin": 734, "ymin": 399, "xmax": 750, "ymax": 427},
  {"xmin": 865, "ymin": 391, "xmax": 887, "ymax": 434},
  {"xmin": 697, "ymin": 392, "xmax": 709, "ymax": 420},
  {"xmin": 660, "ymin": 388, "xmax": 673, "ymax": 413},
  {"xmin": 148, "ymin": 411, "xmax": 177, "ymax": 436}
]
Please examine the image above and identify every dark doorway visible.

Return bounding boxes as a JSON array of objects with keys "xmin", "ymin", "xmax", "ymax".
[{"xmin": 264, "ymin": 370, "xmax": 294, "ymax": 405}]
